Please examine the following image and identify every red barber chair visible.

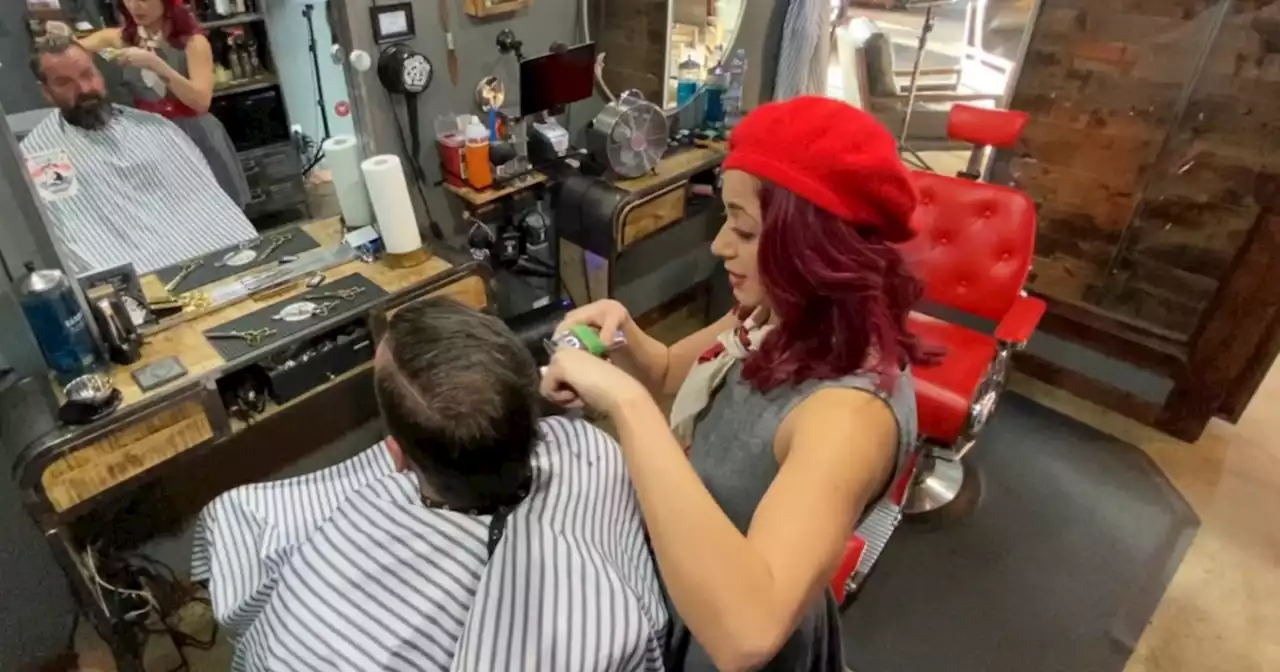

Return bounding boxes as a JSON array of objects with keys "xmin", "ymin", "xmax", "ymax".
[
  {"xmin": 898, "ymin": 104, "xmax": 1043, "ymax": 514},
  {"xmin": 831, "ymin": 105, "xmax": 1041, "ymax": 603}
]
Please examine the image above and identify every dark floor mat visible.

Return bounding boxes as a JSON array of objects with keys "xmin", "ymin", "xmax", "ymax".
[{"xmin": 842, "ymin": 394, "xmax": 1198, "ymax": 672}]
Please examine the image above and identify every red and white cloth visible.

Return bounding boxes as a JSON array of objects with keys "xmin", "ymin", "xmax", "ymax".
[{"xmin": 670, "ymin": 306, "xmax": 773, "ymax": 446}]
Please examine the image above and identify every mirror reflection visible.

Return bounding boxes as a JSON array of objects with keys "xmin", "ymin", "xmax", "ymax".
[
  {"xmin": 6, "ymin": 0, "xmax": 311, "ymax": 307},
  {"xmin": 596, "ymin": 0, "xmax": 748, "ymax": 113},
  {"xmin": 663, "ymin": 0, "xmax": 746, "ymax": 108},
  {"xmin": 24, "ymin": 37, "xmax": 258, "ymax": 277},
  {"xmin": 830, "ymin": 0, "xmax": 1036, "ymax": 146}
]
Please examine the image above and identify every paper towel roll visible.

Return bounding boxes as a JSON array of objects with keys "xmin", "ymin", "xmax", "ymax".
[
  {"xmin": 323, "ymin": 136, "xmax": 375, "ymax": 230},
  {"xmin": 360, "ymin": 154, "xmax": 424, "ymax": 257}
]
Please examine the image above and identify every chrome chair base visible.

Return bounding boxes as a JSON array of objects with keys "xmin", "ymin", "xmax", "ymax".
[{"xmin": 903, "ymin": 457, "xmax": 966, "ymax": 515}]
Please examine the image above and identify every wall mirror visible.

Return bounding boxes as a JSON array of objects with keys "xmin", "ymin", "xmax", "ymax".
[
  {"xmin": 594, "ymin": 0, "xmax": 748, "ymax": 113},
  {"xmin": 4, "ymin": 2, "xmax": 334, "ymax": 330}
]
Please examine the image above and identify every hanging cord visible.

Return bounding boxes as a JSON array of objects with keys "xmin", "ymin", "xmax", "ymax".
[{"xmin": 389, "ymin": 90, "xmax": 447, "ymax": 240}]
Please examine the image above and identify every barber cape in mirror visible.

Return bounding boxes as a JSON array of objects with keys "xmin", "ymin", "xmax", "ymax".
[{"xmin": 15, "ymin": 35, "xmax": 266, "ymax": 289}]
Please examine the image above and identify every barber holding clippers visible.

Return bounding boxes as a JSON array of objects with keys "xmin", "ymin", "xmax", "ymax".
[
  {"xmin": 541, "ymin": 97, "xmax": 924, "ymax": 672},
  {"xmin": 56, "ymin": 0, "xmax": 250, "ymax": 206}
]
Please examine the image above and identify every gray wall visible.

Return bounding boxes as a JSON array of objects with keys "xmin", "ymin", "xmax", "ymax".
[
  {"xmin": 334, "ymin": 0, "xmax": 604, "ymax": 243},
  {"xmin": 332, "ymin": 0, "xmax": 781, "ymax": 243},
  {"xmin": 0, "ymin": 0, "xmax": 46, "ymax": 115},
  {"xmin": 0, "ymin": 107, "xmax": 77, "ymax": 672}
]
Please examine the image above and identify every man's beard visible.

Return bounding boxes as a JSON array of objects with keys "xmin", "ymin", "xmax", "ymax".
[{"xmin": 62, "ymin": 94, "xmax": 112, "ymax": 130}]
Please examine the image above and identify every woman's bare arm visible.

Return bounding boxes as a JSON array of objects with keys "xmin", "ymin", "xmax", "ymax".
[
  {"xmin": 74, "ymin": 27, "xmax": 123, "ymax": 52},
  {"xmin": 610, "ymin": 310, "xmax": 739, "ymax": 399},
  {"xmin": 154, "ymin": 35, "xmax": 214, "ymax": 113},
  {"xmin": 610, "ymin": 387, "xmax": 897, "ymax": 671}
]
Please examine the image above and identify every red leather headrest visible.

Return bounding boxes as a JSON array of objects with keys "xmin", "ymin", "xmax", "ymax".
[
  {"xmin": 897, "ymin": 171, "xmax": 1037, "ymax": 321},
  {"xmin": 947, "ymin": 105, "xmax": 1029, "ymax": 149}
]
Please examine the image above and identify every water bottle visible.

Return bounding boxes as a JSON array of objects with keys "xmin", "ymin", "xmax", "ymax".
[
  {"xmin": 704, "ymin": 63, "xmax": 728, "ymax": 127},
  {"xmin": 724, "ymin": 48, "xmax": 748, "ymax": 129},
  {"xmin": 676, "ymin": 54, "xmax": 701, "ymax": 108},
  {"xmin": 15, "ymin": 262, "xmax": 103, "ymax": 385}
]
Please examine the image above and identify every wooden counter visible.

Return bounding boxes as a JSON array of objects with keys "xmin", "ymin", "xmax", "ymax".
[{"xmin": 15, "ymin": 217, "xmax": 487, "ymax": 525}]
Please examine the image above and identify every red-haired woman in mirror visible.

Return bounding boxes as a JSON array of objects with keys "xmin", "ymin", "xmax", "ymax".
[
  {"xmin": 70, "ymin": 0, "xmax": 250, "ymax": 207},
  {"xmin": 541, "ymin": 97, "xmax": 926, "ymax": 672}
]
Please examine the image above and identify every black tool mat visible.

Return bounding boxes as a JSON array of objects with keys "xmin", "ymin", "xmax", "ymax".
[
  {"xmin": 841, "ymin": 394, "xmax": 1199, "ymax": 672},
  {"xmin": 154, "ymin": 230, "xmax": 321, "ymax": 292},
  {"xmin": 202, "ymin": 273, "xmax": 387, "ymax": 361}
]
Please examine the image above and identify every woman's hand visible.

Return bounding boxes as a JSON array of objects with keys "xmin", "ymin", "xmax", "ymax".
[
  {"xmin": 540, "ymin": 348, "xmax": 651, "ymax": 416},
  {"xmin": 116, "ymin": 47, "xmax": 166, "ymax": 73},
  {"xmin": 556, "ymin": 300, "xmax": 631, "ymax": 342}
]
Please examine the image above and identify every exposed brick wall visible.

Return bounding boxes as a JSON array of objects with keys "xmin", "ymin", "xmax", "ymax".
[
  {"xmin": 597, "ymin": 0, "xmax": 670, "ymax": 103},
  {"xmin": 991, "ymin": 0, "xmax": 1280, "ymax": 339}
]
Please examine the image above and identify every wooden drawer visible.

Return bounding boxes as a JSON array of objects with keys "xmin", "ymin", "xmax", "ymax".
[{"xmin": 619, "ymin": 184, "xmax": 688, "ymax": 249}]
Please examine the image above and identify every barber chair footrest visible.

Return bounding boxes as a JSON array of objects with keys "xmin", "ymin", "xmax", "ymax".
[
  {"xmin": 841, "ymin": 500, "xmax": 903, "ymax": 600},
  {"xmin": 903, "ymin": 457, "xmax": 968, "ymax": 515}
]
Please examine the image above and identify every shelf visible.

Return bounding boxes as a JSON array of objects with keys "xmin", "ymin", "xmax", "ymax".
[
  {"xmin": 213, "ymin": 75, "xmax": 278, "ymax": 98},
  {"xmin": 444, "ymin": 172, "xmax": 548, "ymax": 207},
  {"xmin": 202, "ymin": 13, "xmax": 264, "ymax": 29}
]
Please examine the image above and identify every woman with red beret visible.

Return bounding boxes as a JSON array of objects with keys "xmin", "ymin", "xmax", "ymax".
[
  {"xmin": 541, "ymin": 96, "xmax": 926, "ymax": 671},
  {"xmin": 70, "ymin": 0, "xmax": 250, "ymax": 206}
]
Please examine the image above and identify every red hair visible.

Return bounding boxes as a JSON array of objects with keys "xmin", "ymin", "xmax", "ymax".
[
  {"xmin": 120, "ymin": 0, "xmax": 203, "ymax": 50},
  {"xmin": 741, "ymin": 181, "xmax": 932, "ymax": 392}
]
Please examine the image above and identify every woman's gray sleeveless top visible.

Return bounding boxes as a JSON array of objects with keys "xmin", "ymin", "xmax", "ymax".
[{"xmin": 665, "ymin": 363, "xmax": 916, "ymax": 671}]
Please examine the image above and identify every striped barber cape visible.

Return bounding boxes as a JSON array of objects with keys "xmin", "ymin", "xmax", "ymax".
[
  {"xmin": 192, "ymin": 416, "xmax": 668, "ymax": 671},
  {"xmin": 20, "ymin": 106, "xmax": 256, "ymax": 275}
]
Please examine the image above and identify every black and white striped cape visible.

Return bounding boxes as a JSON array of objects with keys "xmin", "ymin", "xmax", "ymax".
[
  {"xmin": 192, "ymin": 416, "xmax": 667, "ymax": 671},
  {"xmin": 19, "ymin": 105, "xmax": 257, "ymax": 275}
]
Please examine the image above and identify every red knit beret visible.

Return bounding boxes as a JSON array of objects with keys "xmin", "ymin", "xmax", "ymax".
[{"xmin": 723, "ymin": 96, "xmax": 918, "ymax": 242}]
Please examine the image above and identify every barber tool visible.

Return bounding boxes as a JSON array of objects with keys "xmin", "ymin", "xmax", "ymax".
[
  {"xmin": 544, "ymin": 324, "xmax": 628, "ymax": 359},
  {"xmin": 280, "ymin": 255, "xmax": 300, "ymax": 264},
  {"xmin": 439, "ymin": 0, "xmax": 459, "ymax": 85},
  {"xmin": 86, "ymin": 285, "xmax": 142, "ymax": 366},
  {"xmin": 59, "ymin": 373, "xmax": 122, "ymax": 425},
  {"xmin": 302, "ymin": 286, "xmax": 366, "ymax": 302},
  {"xmin": 164, "ymin": 259, "xmax": 204, "ymax": 294},
  {"xmin": 15, "ymin": 262, "xmax": 103, "ymax": 385},
  {"xmin": 214, "ymin": 239, "xmax": 262, "ymax": 268},
  {"xmin": 259, "ymin": 234, "xmax": 293, "ymax": 261},
  {"xmin": 176, "ymin": 291, "xmax": 213, "ymax": 311},
  {"xmin": 131, "ymin": 356, "xmax": 189, "ymax": 392},
  {"xmin": 306, "ymin": 273, "xmax": 327, "ymax": 288},
  {"xmin": 270, "ymin": 300, "xmax": 341, "ymax": 322},
  {"xmin": 206, "ymin": 328, "xmax": 277, "ymax": 347}
]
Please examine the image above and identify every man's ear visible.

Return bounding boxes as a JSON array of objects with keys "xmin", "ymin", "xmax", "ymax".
[{"xmin": 384, "ymin": 436, "xmax": 407, "ymax": 472}]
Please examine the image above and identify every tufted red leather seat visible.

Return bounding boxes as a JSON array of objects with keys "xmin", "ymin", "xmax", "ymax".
[
  {"xmin": 897, "ymin": 171, "xmax": 1041, "ymax": 444},
  {"xmin": 832, "ymin": 105, "xmax": 1042, "ymax": 602}
]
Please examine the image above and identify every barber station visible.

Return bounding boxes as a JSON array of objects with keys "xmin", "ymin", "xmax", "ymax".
[{"xmin": 2, "ymin": 0, "xmax": 1278, "ymax": 669}]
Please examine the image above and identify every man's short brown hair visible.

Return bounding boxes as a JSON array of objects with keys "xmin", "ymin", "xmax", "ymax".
[
  {"xmin": 373, "ymin": 298, "xmax": 540, "ymax": 509},
  {"xmin": 30, "ymin": 36, "xmax": 89, "ymax": 83}
]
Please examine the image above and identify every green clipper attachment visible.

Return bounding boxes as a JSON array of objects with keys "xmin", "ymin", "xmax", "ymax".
[{"xmin": 568, "ymin": 324, "xmax": 608, "ymax": 357}]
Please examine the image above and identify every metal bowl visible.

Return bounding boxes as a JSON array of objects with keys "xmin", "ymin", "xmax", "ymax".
[{"xmin": 63, "ymin": 373, "xmax": 115, "ymax": 405}]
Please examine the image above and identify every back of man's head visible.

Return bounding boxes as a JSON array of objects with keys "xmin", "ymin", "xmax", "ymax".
[{"xmin": 374, "ymin": 298, "xmax": 540, "ymax": 510}]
